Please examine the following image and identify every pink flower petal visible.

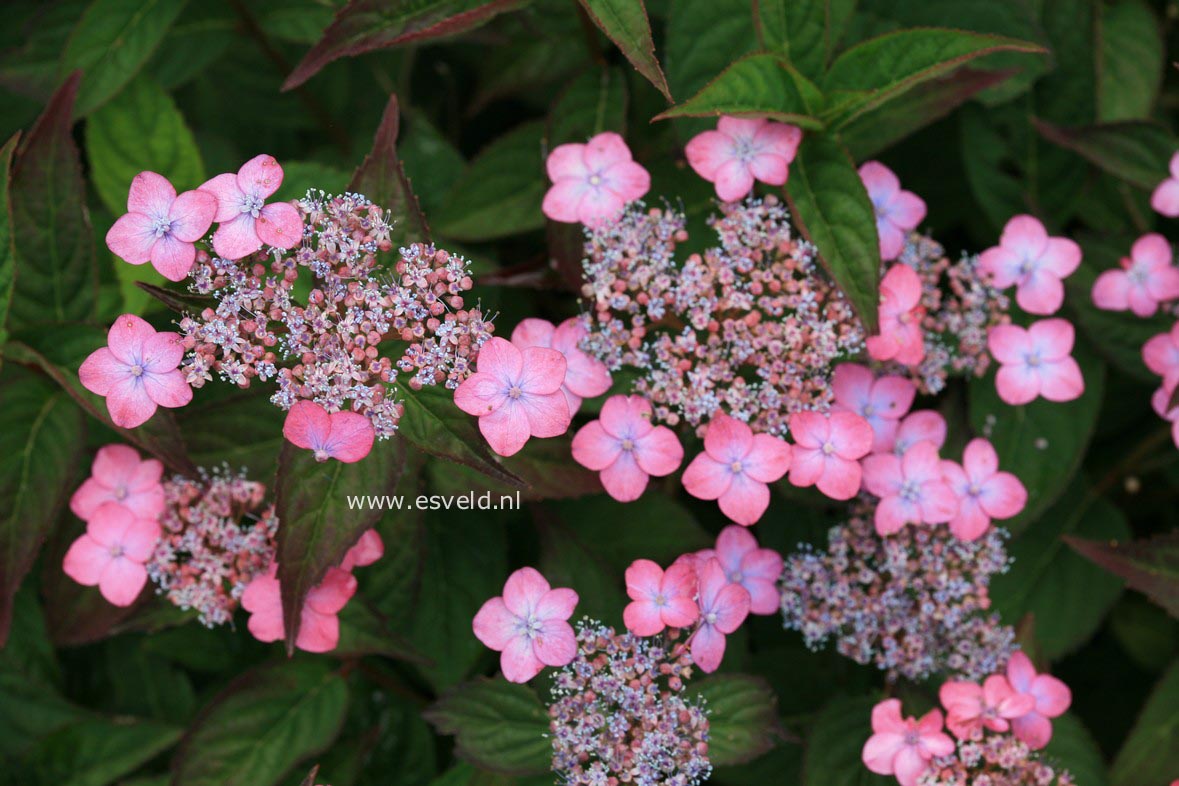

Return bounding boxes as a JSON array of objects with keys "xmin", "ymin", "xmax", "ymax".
[
  {"xmin": 685, "ymin": 130, "xmax": 731, "ymax": 181},
  {"xmin": 340, "ymin": 529, "xmax": 383, "ymax": 570},
  {"xmin": 600, "ymin": 159, "xmax": 650, "ymax": 204},
  {"xmin": 453, "ymin": 371, "xmax": 508, "ymax": 417},
  {"xmin": 295, "ymin": 608, "xmax": 341, "ymax": 653},
  {"xmin": 577, "ymin": 186, "xmax": 627, "ymax": 227},
  {"xmin": 988, "ymin": 324, "xmax": 1031, "ymax": 364},
  {"xmin": 477, "ymin": 336, "xmax": 524, "ymax": 382},
  {"xmin": 168, "ymin": 189, "xmax": 217, "ymax": 242},
  {"xmin": 1031, "ymin": 674, "xmax": 1071, "ymax": 717},
  {"xmin": 140, "ymin": 331, "xmax": 184, "ymax": 374},
  {"xmin": 99, "ymin": 558, "xmax": 147, "ymax": 607},
  {"xmin": 79, "ymin": 348, "xmax": 129, "ymax": 397},
  {"xmin": 105, "ymin": 378, "xmax": 159, "ymax": 428},
  {"xmin": 518, "ymin": 346, "xmax": 566, "ymax": 396},
  {"xmin": 717, "ymin": 472, "xmax": 770, "ymax": 526},
  {"xmin": 995, "ymin": 364, "xmax": 1042, "ymax": 406},
  {"xmin": 283, "ymin": 401, "xmax": 332, "ymax": 451},
  {"xmin": 479, "ymin": 401, "xmax": 532, "ymax": 456},
  {"xmin": 500, "ymin": 634, "xmax": 545, "ymax": 683},
  {"xmin": 127, "ymin": 171, "xmax": 176, "ymax": 216},
  {"xmin": 689, "ymin": 622, "xmax": 727, "ymax": 673},
  {"xmin": 106, "ymin": 212, "xmax": 157, "ymax": 265},
  {"xmin": 704, "ymin": 413, "xmax": 753, "ymax": 461},
  {"xmin": 510, "ymin": 318, "xmax": 556, "ymax": 348},
  {"xmin": 62, "ymin": 534, "xmax": 110, "ymax": 586},
  {"xmin": 748, "ymin": 153, "xmax": 788, "ymax": 186},
  {"xmin": 473, "ymin": 596, "xmax": 519, "ymax": 650},
  {"xmin": 256, "ymin": 201, "xmax": 304, "ymax": 249},
  {"xmin": 1151, "ymin": 177, "xmax": 1179, "ymax": 217},
  {"xmin": 518, "ymin": 389, "xmax": 571, "ymax": 438},
  {"xmin": 199, "ymin": 172, "xmax": 246, "ymax": 223},
  {"xmin": 892, "ymin": 745, "xmax": 929, "ymax": 786},
  {"xmin": 502, "ymin": 567, "xmax": 551, "ymax": 618},
  {"xmin": 120, "ymin": 517, "xmax": 161, "ymax": 562},
  {"xmin": 978, "ymin": 471, "xmax": 1027, "ymax": 520},
  {"xmin": 1016, "ymin": 269, "xmax": 1065, "ymax": 315},
  {"xmin": 741, "ymin": 433, "xmax": 791, "ymax": 483},
  {"xmin": 542, "ymin": 179, "xmax": 589, "ymax": 223},
  {"xmin": 1040, "ymin": 237, "xmax": 1082, "ymax": 278},
  {"xmin": 817, "ymin": 456, "xmax": 863, "ymax": 501},
  {"xmin": 546, "ymin": 144, "xmax": 589, "ymax": 182},
  {"xmin": 862, "ymin": 732, "xmax": 905, "ymax": 775},
  {"xmin": 211, "ymin": 213, "xmax": 262, "ymax": 260},
  {"xmin": 571, "ymin": 421, "xmax": 622, "ymax": 471},
  {"xmin": 1092, "ymin": 269, "xmax": 1131, "ymax": 311},
  {"xmin": 1039, "ymin": 357, "xmax": 1084, "ymax": 402},
  {"xmin": 1011, "ymin": 712, "xmax": 1053, "ymax": 750},
  {"xmin": 142, "ymin": 369, "xmax": 193, "ymax": 409},
  {"xmin": 599, "ymin": 449, "xmax": 649, "ymax": 502},
  {"xmin": 583, "ymin": 132, "xmax": 633, "ymax": 171},
  {"xmin": 237, "ymin": 154, "xmax": 284, "ymax": 200},
  {"xmin": 713, "ymin": 158, "xmax": 755, "ymax": 202},
  {"xmin": 682, "ymin": 453, "xmax": 732, "ymax": 500},
  {"xmin": 107, "ymin": 313, "xmax": 156, "ymax": 364},
  {"xmin": 322, "ymin": 411, "xmax": 375, "ymax": 463},
  {"xmin": 533, "ymin": 619, "xmax": 577, "ymax": 666},
  {"xmin": 632, "ymin": 426, "xmax": 683, "ymax": 477}
]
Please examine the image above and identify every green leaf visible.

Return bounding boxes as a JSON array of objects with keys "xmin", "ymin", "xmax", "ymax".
[
  {"xmin": 85, "ymin": 74, "xmax": 204, "ymax": 218},
  {"xmin": 967, "ymin": 339, "xmax": 1105, "ymax": 532},
  {"xmin": 688, "ymin": 675, "xmax": 780, "ymax": 766},
  {"xmin": 1043, "ymin": 713, "xmax": 1109, "ymax": 786},
  {"xmin": 172, "ymin": 660, "xmax": 349, "ymax": 786},
  {"xmin": 361, "ymin": 455, "xmax": 426, "ymax": 625},
  {"xmin": 424, "ymin": 678, "xmax": 550, "ymax": 776},
  {"xmin": 60, "ymin": 0, "xmax": 189, "ymax": 116},
  {"xmin": 784, "ymin": 133, "xmax": 880, "ymax": 332},
  {"xmin": 537, "ymin": 517, "xmax": 625, "ymax": 625},
  {"xmin": 334, "ymin": 596, "xmax": 429, "ymax": 663},
  {"xmin": 1098, "ymin": 0, "xmax": 1162, "ymax": 122},
  {"xmin": 753, "ymin": 0, "xmax": 854, "ymax": 78},
  {"xmin": 1065, "ymin": 531, "xmax": 1179, "ymax": 619},
  {"xmin": 178, "ymin": 390, "xmax": 286, "ymax": 481},
  {"xmin": 654, "ymin": 54, "xmax": 822, "ymax": 127},
  {"xmin": 28, "ymin": 717, "xmax": 182, "ymax": 786},
  {"xmin": 990, "ymin": 483, "xmax": 1130, "ymax": 659},
  {"xmin": 432, "ymin": 122, "xmax": 546, "ymax": 241},
  {"xmin": 274, "ymin": 437, "xmax": 405, "ymax": 652},
  {"xmin": 823, "ymin": 28, "xmax": 1044, "ymax": 125},
  {"xmin": 548, "ymin": 67, "xmax": 628, "ymax": 146},
  {"xmin": 576, "ymin": 0, "xmax": 670, "ymax": 100},
  {"xmin": 1035, "ymin": 119, "xmax": 1176, "ymax": 191},
  {"xmin": 500, "ymin": 433, "xmax": 602, "ymax": 500},
  {"xmin": 0, "ymin": 670, "xmax": 86, "ymax": 760},
  {"xmin": 0, "ymin": 134, "xmax": 16, "ymax": 353},
  {"xmin": 8, "ymin": 73, "xmax": 96, "ymax": 328},
  {"xmin": 665, "ymin": 0, "xmax": 755, "ymax": 112},
  {"xmin": 1111, "ymin": 659, "xmax": 1179, "ymax": 786},
  {"xmin": 803, "ymin": 694, "xmax": 891, "ymax": 786},
  {"xmin": 0, "ymin": 367, "xmax": 84, "ymax": 645},
  {"xmin": 273, "ymin": 161, "xmax": 350, "ymax": 203}
]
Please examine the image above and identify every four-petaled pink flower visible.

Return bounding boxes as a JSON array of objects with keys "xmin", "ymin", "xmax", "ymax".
[
  {"xmin": 1150, "ymin": 152, "xmax": 1179, "ymax": 217},
  {"xmin": 689, "ymin": 557, "xmax": 751, "ymax": 673},
  {"xmin": 867, "ymin": 264, "xmax": 926, "ymax": 366},
  {"xmin": 454, "ymin": 337, "xmax": 571, "ymax": 457},
  {"xmin": 79, "ymin": 314, "xmax": 193, "ymax": 428},
  {"xmin": 787, "ymin": 411, "xmax": 874, "ymax": 501},
  {"xmin": 542, "ymin": 132, "xmax": 650, "ymax": 227},
  {"xmin": 832, "ymin": 363, "xmax": 917, "ymax": 453},
  {"xmin": 860, "ymin": 161, "xmax": 926, "ymax": 261},
  {"xmin": 862, "ymin": 441, "xmax": 958, "ymax": 536},
  {"xmin": 978, "ymin": 215, "xmax": 1081, "ymax": 315},
  {"xmin": 1092, "ymin": 233, "xmax": 1179, "ymax": 317},
  {"xmin": 63, "ymin": 503, "xmax": 161, "ymax": 607},
  {"xmin": 571, "ymin": 395, "xmax": 683, "ymax": 502},
  {"xmin": 940, "ymin": 438, "xmax": 1027, "ymax": 541},
  {"xmin": 340, "ymin": 529, "xmax": 383, "ymax": 571},
  {"xmin": 697, "ymin": 526, "xmax": 783, "ymax": 615},
  {"xmin": 511, "ymin": 317, "xmax": 612, "ymax": 415},
  {"xmin": 861, "ymin": 698, "xmax": 955, "ymax": 786},
  {"xmin": 241, "ymin": 564, "xmax": 357, "ymax": 653},
  {"xmin": 681, "ymin": 412, "xmax": 791, "ymax": 526},
  {"xmin": 939, "ymin": 675, "xmax": 1035, "ymax": 741},
  {"xmin": 1005, "ymin": 651, "xmax": 1072, "ymax": 750},
  {"xmin": 888, "ymin": 410, "xmax": 947, "ymax": 456},
  {"xmin": 1143, "ymin": 321, "xmax": 1179, "ymax": 389},
  {"xmin": 106, "ymin": 171, "xmax": 217, "ymax": 282},
  {"xmin": 70, "ymin": 444, "xmax": 165, "ymax": 522},
  {"xmin": 684, "ymin": 116, "xmax": 803, "ymax": 202},
  {"xmin": 200, "ymin": 154, "xmax": 303, "ymax": 260},
  {"xmin": 987, "ymin": 319, "xmax": 1084, "ymax": 406},
  {"xmin": 472, "ymin": 567, "xmax": 579, "ymax": 683},
  {"xmin": 282, "ymin": 400, "xmax": 375, "ymax": 463},
  {"xmin": 622, "ymin": 558, "xmax": 699, "ymax": 636}
]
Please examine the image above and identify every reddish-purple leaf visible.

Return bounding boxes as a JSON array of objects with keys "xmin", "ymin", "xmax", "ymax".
[
  {"xmin": 1035, "ymin": 118, "xmax": 1177, "ymax": 190},
  {"xmin": 348, "ymin": 93, "xmax": 430, "ymax": 247},
  {"xmin": 1065, "ymin": 531, "xmax": 1179, "ymax": 618},
  {"xmin": 576, "ymin": 0, "xmax": 672, "ymax": 101}
]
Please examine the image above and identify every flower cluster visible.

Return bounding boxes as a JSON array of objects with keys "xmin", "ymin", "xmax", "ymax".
[{"xmin": 548, "ymin": 621, "xmax": 711, "ymax": 786}]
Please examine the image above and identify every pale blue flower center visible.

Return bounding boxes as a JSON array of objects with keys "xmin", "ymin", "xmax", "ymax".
[{"xmin": 241, "ymin": 194, "xmax": 264, "ymax": 218}]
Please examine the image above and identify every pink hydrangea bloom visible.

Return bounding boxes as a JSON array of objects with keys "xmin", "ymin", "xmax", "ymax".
[
  {"xmin": 1005, "ymin": 651, "xmax": 1072, "ymax": 750},
  {"xmin": 571, "ymin": 395, "xmax": 683, "ymax": 502},
  {"xmin": 1092, "ymin": 233, "xmax": 1179, "ymax": 317},
  {"xmin": 340, "ymin": 529, "xmax": 383, "ymax": 571},
  {"xmin": 542, "ymin": 132, "xmax": 650, "ymax": 227},
  {"xmin": 453, "ymin": 337, "xmax": 571, "ymax": 457},
  {"xmin": 200, "ymin": 154, "xmax": 303, "ymax": 260},
  {"xmin": 105, "ymin": 171, "xmax": 217, "ymax": 281},
  {"xmin": 622, "ymin": 558, "xmax": 699, "ymax": 636},
  {"xmin": 978, "ymin": 215, "xmax": 1081, "ymax": 315},
  {"xmin": 681, "ymin": 412, "xmax": 791, "ymax": 526},
  {"xmin": 987, "ymin": 319, "xmax": 1084, "ymax": 405},
  {"xmin": 787, "ymin": 411, "xmax": 874, "ymax": 501},
  {"xmin": 1143, "ymin": 321, "xmax": 1179, "ymax": 389},
  {"xmin": 940, "ymin": 675, "xmax": 1035, "ymax": 740},
  {"xmin": 62, "ymin": 503, "xmax": 161, "ymax": 607},
  {"xmin": 79, "ymin": 314, "xmax": 193, "ymax": 428},
  {"xmin": 861, "ymin": 699, "xmax": 954, "ymax": 786},
  {"xmin": 282, "ymin": 400, "xmax": 375, "ymax": 463},
  {"xmin": 1150, "ymin": 152, "xmax": 1179, "ymax": 217},
  {"xmin": 940, "ymin": 438, "xmax": 1027, "ymax": 541},
  {"xmin": 689, "ymin": 557, "xmax": 750, "ymax": 673},
  {"xmin": 831, "ymin": 363, "xmax": 917, "ymax": 453},
  {"xmin": 867, "ymin": 264, "xmax": 926, "ymax": 366},
  {"xmin": 888, "ymin": 410, "xmax": 947, "ymax": 456},
  {"xmin": 684, "ymin": 116, "xmax": 803, "ymax": 201},
  {"xmin": 472, "ymin": 567, "xmax": 579, "ymax": 683},
  {"xmin": 511, "ymin": 317, "xmax": 612, "ymax": 415},
  {"xmin": 241, "ymin": 564, "xmax": 357, "ymax": 653},
  {"xmin": 700, "ymin": 526, "xmax": 783, "ymax": 615},
  {"xmin": 69, "ymin": 444, "xmax": 165, "ymax": 522},
  {"xmin": 862, "ymin": 441, "xmax": 958, "ymax": 535},
  {"xmin": 860, "ymin": 161, "xmax": 926, "ymax": 261},
  {"xmin": 1151, "ymin": 384, "xmax": 1179, "ymax": 447}
]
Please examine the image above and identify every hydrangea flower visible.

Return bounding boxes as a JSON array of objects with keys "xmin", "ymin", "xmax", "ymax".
[
  {"xmin": 862, "ymin": 441, "xmax": 958, "ymax": 535},
  {"xmin": 1005, "ymin": 652, "xmax": 1071, "ymax": 750},
  {"xmin": 987, "ymin": 319, "xmax": 1084, "ymax": 405},
  {"xmin": 860, "ymin": 161, "xmax": 926, "ymax": 261},
  {"xmin": 684, "ymin": 116, "xmax": 802, "ymax": 201},
  {"xmin": 241, "ymin": 564, "xmax": 356, "ymax": 653},
  {"xmin": 1150, "ymin": 151, "xmax": 1179, "ymax": 217},
  {"xmin": 63, "ymin": 503, "xmax": 161, "ymax": 607},
  {"xmin": 1151, "ymin": 384, "xmax": 1179, "ymax": 448},
  {"xmin": 831, "ymin": 363, "xmax": 917, "ymax": 453},
  {"xmin": 1143, "ymin": 321, "xmax": 1179, "ymax": 389},
  {"xmin": 571, "ymin": 395, "xmax": 682, "ymax": 502},
  {"xmin": 282, "ymin": 400, "xmax": 376, "ymax": 463},
  {"xmin": 453, "ymin": 337, "xmax": 571, "ymax": 457},
  {"xmin": 79, "ymin": 314, "xmax": 193, "ymax": 428},
  {"xmin": 1091, "ymin": 233, "xmax": 1179, "ymax": 317},
  {"xmin": 940, "ymin": 675, "xmax": 1034, "ymax": 740},
  {"xmin": 697, "ymin": 525, "xmax": 782, "ymax": 615},
  {"xmin": 681, "ymin": 412, "xmax": 791, "ymax": 525},
  {"xmin": 622, "ymin": 558, "xmax": 699, "ymax": 636},
  {"xmin": 340, "ymin": 529, "xmax": 383, "ymax": 571},
  {"xmin": 472, "ymin": 567, "xmax": 579, "ymax": 683},
  {"xmin": 689, "ymin": 557, "xmax": 750, "ymax": 673},
  {"xmin": 862, "ymin": 698, "xmax": 954, "ymax": 786},
  {"xmin": 542, "ymin": 132, "xmax": 649, "ymax": 227},
  {"xmin": 787, "ymin": 411, "xmax": 874, "ymax": 501},
  {"xmin": 888, "ymin": 410, "xmax": 947, "ymax": 456},
  {"xmin": 105, "ymin": 171, "xmax": 217, "ymax": 281},
  {"xmin": 978, "ymin": 215, "xmax": 1081, "ymax": 315},
  {"xmin": 200, "ymin": 154, "xmax": 303, "ymax": 260},
  {"xmin": 69, "ymin": 444, "xmax": 165, "ymax": 522},
  {"xmin": 511, "ymin": 318, "xmax": 611, "ymax": 415},
  {"xmin": 867, "ymin": 264, "xmax": 926, "ymax": 366},
  {"xmin": 940, "ymin": 438, "xmax": 1027, "ymax": 541}
]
